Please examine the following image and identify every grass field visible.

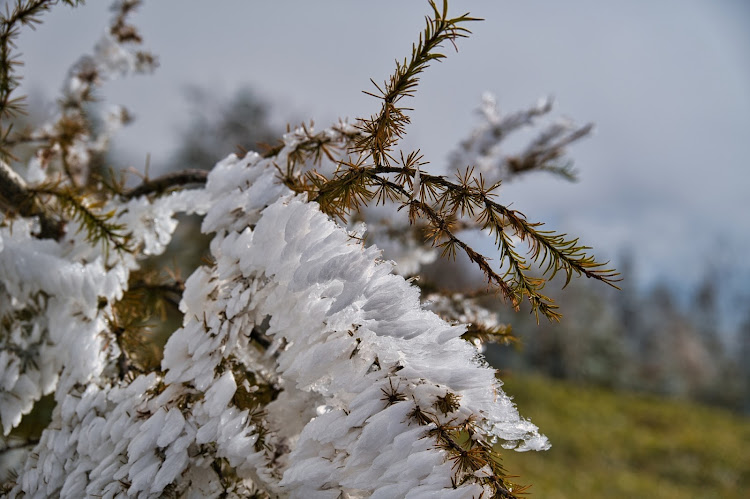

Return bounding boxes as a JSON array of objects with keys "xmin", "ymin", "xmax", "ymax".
[{"xmin": 498, "ymin": 374, "xmax": 750, "ymax": 498}]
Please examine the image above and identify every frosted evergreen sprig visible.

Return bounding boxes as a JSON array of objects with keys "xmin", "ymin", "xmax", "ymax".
[
  {"xmin": 506, "ymin": 119, "xmax": 593, "ymax": 180},
  {"xmin": 0, "ymin": 1, "xmax": 83, "ymax": 159},
  {"xmin": 30, "ymin": 183, "xmax": 132, "ymax": 254},
  {"xmin": 450, "ymin": 93, "xmax": 594, "ymax": 182},
  {"xmin": 1, "ymin": 0, "xmax": 153, "ymax": 188},
  {"xmin": 4, "ymin": 137, "xmax": 549, "ymax": 496},
  {"xmin": 424, "ymin": 292, "xmax": 518, "ymax": 349}
]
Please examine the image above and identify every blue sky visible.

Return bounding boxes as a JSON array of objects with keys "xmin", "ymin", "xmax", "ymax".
[{"xmin": 15, "ymin": 1, "xmax": 750, "ymax": 301}]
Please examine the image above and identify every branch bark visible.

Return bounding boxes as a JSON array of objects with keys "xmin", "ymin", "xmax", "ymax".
[{"xmin": 123, "ymin": 169, "xmax": 208, "ymax": 199}]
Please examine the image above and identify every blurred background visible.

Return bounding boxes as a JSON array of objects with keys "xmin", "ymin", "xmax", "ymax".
[{"xmin": 8, "ymin": 0, "xmax": 750, "ymax": 496}]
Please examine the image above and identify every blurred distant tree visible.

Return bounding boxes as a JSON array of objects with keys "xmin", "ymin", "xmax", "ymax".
[
  {"xmin": 497, "ymin": 277, "xmax": 628, "ymax": 387},
  {"xmin": 168, "ymin": 86, "xmax": 280, "ymax": 172},
  {"xmin": 615, "ymin": 249, "xmax": 645, "ymax": 356},
  {"xmin": 692, "ymin": 272, "xmax": 724, "ymax": 360},
  {"xmin": 141, "ymin": 87, "xmax": 281, "ymax": 282},
  {"xmin": 491, "ymin": 262, "xmax": 744, "ymax": 411},
  {"xmin": 734, "ymin": 310, "xmax": 750, "ymax": 412}
]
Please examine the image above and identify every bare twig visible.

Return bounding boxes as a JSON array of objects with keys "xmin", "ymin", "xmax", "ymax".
[
  {"xmin": 1, "ymin": 132, "xmax": 55, "ymax": 147},
  {"xmin": 123, "ymin": 169, "xmax": 208, "ymax": 199}
]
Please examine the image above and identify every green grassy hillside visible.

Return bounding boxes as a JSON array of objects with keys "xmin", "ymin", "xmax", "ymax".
[{"xmin": 499, "ymin": 374, "xmax": 750, "ymax": 498}]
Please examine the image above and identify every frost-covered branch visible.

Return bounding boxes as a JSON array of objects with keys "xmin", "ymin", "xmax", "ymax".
[
  {"xmin": 4, "ymin": 132, "xmax": 548, "ymax": 497},
  {"xmin": 8, "ymin": 0, "xmax": 155, "ymax": 188},
  {"xmin": 449, "ymin": 93, "xmax": 593, "ymax": 182},
  {"xmin": 0, "ymin": 1, "xmax": 619, "ymax": 496},
  {"xmin": 0, "ymin": 160, "xmax": 62, "ymax": 239},
  {"xmin": 355, "ymin": 1, "xmax": 480, "ymax": 165},
  {"xmin": 1, "ymin": 1, "xmax": 83, "ymax": 158}
]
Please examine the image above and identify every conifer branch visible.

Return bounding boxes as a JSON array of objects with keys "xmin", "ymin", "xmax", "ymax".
[
  {"xmin": 30, "ymin": 183, "xmax": 131, "ymax": 253},
  {"xmin": 462, "ymin": 322, "xmax": 518, "ymax": 348},
  {"xmin": 368, "ymin": 164, "xmax": 619, "ymax": 293},
  {"xmin": 0, "ymin": 160, "xmax": 64, "ymax": 238},
  {"xmin": 1, "ymin": 2, "xmax": 568, "ymax": 495},
  {"xmin": 449, "ymin": 94, "xmax": 593, "ymax": 184},
  {"xmin": 354, "ymin": 1, "xmax": 480, "ymax": 164},
  {"xmin": 1, "ymin": 1, "xmax": 55, "ymax": 120},
  {"xmin": 0, "ymin": 0, "xmax": 82, "ymax": 160},
  {"xmin": 417, "ymin": 413, "xmax": 527, "ymax": 497},
  {"xmin": 482, "ymin": 196, "xmax": 620, "ymax": 288},
  {"xmin": 506, "ymin": 122, "xmax": 593, "ymax": 178},
  {"xmin": 293, "ymin": 153, "xmax": 618, "ymax": 321}
]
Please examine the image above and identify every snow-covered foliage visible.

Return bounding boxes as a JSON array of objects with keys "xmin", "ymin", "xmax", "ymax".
[
  {"xmin": 22, "ymin": 0, "xmax": 156, "ymax": 185},
  {"xmin": 3, "ymin": 136, "xmax": 546, "ymax": 497},
  {"xmin": 0, "ymin": 1, "xmax": 614, "ymax": 496}
]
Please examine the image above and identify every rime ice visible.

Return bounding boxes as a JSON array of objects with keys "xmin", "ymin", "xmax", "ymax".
[
  {"xmin": 3, "ymin": 134, "xmax": 547, "ymax": 496},
  {"xmin": 1, "ymin": 1, "xmax": 554, "ymax": 497}
]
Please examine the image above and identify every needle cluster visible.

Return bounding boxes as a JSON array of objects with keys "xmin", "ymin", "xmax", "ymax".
[
  {"xmin": 354, "ymin": 1, "xmax": 480, "ymax": 165},
  {"xmin": 283, "ymin": 2, "xmax": 618, "ymax": 322},
  {"xmin": 0, "ymin": 1, "xmax": 82, "ymax": 159}
]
